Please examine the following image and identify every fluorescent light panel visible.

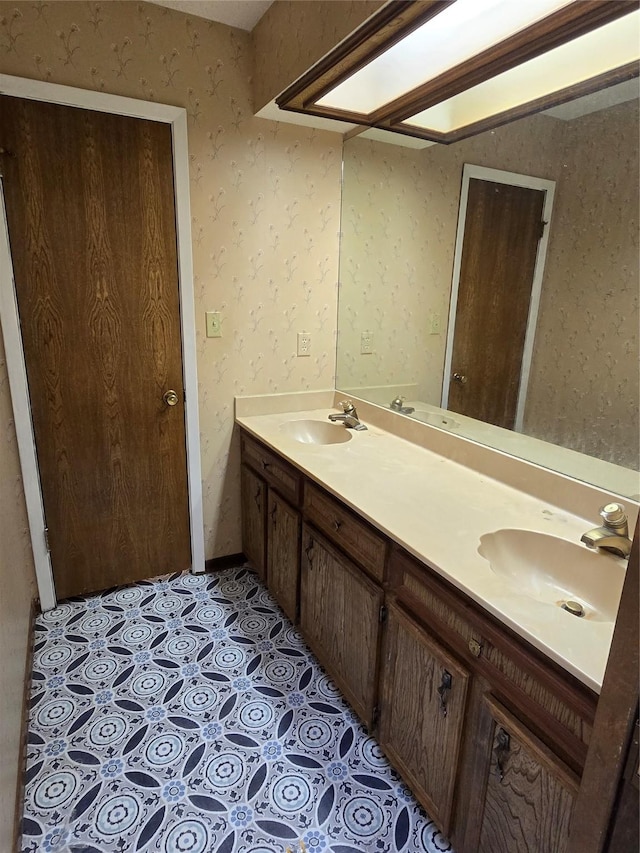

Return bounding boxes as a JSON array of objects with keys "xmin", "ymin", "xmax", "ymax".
[
  {"xmin": 316, "ymin": 0, "xmax": 573, "ymax": 114},
  {"xmin": 403, "ymin": 12, "xmax": 640, "ymax": 133}
]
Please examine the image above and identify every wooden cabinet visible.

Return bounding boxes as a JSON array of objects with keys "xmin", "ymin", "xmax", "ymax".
[
  {"xmin": 266, "ymin": 490, "xmax": 300, "ymax": 624},
  {"xmin": 241, "ymin": 464, "xmax": 266, "ymax": 579},
  {"xmin": 240, "ymin": 433, "xmax": 302, "ymax": 619},
  {"xmin": 470, "ymin": 695, "xmax": 579, "ymax": 853},
  {"xmin": 238, "ymin": 426, "xmax": 598, "ymax": 851},
  {"xmin": 378, "ymin": 602, "xmax": 469, "ymax": 836},
  {"xmin": 240, "ymin": 431, "xmax": 386, "ymax": 719},
  {"xmin": 300, "ymin": 524, "xmax": 383, "ymax": 727},
  {"xmin": 389, "ymin": 547, "xmax": 596, "ymax": 776},
  {"xmin": 386, "ymin": 546, "xmax": 595, "ymax": 851}
]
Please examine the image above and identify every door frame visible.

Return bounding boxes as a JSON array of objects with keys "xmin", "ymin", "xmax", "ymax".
[
  {"xmin": 441, "ymin": 164, "xmax": 556, "ymax": 432},
  {"xmin": 0, "ymin": 73, "xmax": 205, "ymax": 611}
]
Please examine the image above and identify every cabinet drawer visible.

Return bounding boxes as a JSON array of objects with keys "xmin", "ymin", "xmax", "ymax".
[
  {"xmin": 389, "ymin": 548, "xmax": 595, "ymax": 770},
  {"xmin": 304, "ymin": 482, "xmax": 387, "ymax": 582},
  {"xmin": 241, "ymin": 433, "xmax": 302, "ymax": 506}
]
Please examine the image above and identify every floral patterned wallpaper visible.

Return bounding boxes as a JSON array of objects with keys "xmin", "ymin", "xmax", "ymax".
[
  {"xmin": 0, "ymin": 0, "xmax": 344, "ymax": 564},
  {"xmin": 338, "ymin": 137, "xmax": 461, "ymax": 405},
  {"xmin": 338, "ymin": 102, "xmax": 639, "ymax": 470},
  {"xmin": 525, "ymin": 101, "xmax": 639, "ymax": 469}
]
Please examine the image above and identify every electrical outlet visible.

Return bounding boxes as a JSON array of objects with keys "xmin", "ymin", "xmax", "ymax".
[
  {"xmin": 297, "ymin": 332, "xmax": 312, "ymax": 356},
  {"xmin": 429, "ymin": 312, "xmax": 441, "ymax": 335},
  {"xmin": 360, "ymin": 331, "xmax": 374, "ymax": 354},
  {"xmin": 205, "ymin": 311, "xmax": 222, "ymax": 338}
]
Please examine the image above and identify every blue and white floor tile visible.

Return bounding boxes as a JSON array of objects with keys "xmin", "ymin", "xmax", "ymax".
[{"xmin": 22, "ymin": 567, "xmax": 455, "ymax": 853}]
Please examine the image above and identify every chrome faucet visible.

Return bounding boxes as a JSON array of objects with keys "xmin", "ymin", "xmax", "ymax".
[
  {"xmin": 328, "ymin": 400, "xmax": 367, "ymax": 430},
  {"xmin": 580, "ymin": 503, "xmax": 632, "ymax": 559},
  {"xmin": 390, "ymin": 395, "xmax": 415, "ymax": 415}
]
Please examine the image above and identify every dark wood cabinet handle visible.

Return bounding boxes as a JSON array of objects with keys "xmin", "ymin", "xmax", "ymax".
[
  {"xmin": 495, "ymin": 728, "xmax": 511, "ymax": 781},
  {"xmin": 437, "ymin": 669, "xmax": 452, "ymax": 717},
  {"xmin": 333, "ymin": 518, "xmax": 342, "ymax": 532},
  {"xmin": 261, "ymin": 460, "xmax": 270, "ymax": 470},
  {"xmin": 270, "ymin": 504, "xmax": 277, "ymax": 524},
  {"xmin": 253, "ymin": 488, "xmax": 261, "ymax": 509},
  {"xmin": 304, "ymin": 539, "xmax": 314, "ymax": 565}
]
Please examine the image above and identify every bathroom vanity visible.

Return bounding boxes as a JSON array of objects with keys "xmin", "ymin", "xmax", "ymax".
[{"xmin": 236, "ymin": 396, "xmax": 633, "ymax": 853}]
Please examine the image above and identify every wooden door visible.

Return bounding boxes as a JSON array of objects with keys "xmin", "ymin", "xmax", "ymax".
[
  {"xmin": 300, "ymin": 524, "xmax": 382, "ymax": 727},
  {"xmin": 241, "ymin": 465, "xmax": 266, "ymax": 580},
  {"xmin": 378, "ymin": 602, "xmax": 469, "ymax": 836},
  {"xmin": 474, "ymin": 695, "xmax": 578, "ymax": 853},
  {"xmin": 0, "ymin": 96, "xmax": 191, "ymax": 600},
  {"xmin": 266, "ymin": 490, "xmax": 300, "ymax": 623},
  {"xmin": 448, "ymin": 177, "xmax": 545, "ymax": 429}
]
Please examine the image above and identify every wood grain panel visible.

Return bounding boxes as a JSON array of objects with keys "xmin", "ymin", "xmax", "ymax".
[
  {"xmin": 398, "ymin": 569, "xmax": 589, "ymax": 741},
  {"xmin": 266, "ymin": 491, "xmax": 300, "ymax": 624},
  {"xmin": 300, "ymin": 524, "xmax": 382, "ymax": 727},
  {"xmin": 0, "ymin": 96, "xmax": 190, "ymax": 598},
  {"xmin": 477, "ymin": 696, "xmax": 578, "ymax": 853},
  {"xmin": 241, "ymin": 465, "xmax": 266, "ymax": 579},
  {"xmin": 390, "ymin": 547, "xmax": 596, "ymax": 773},
  {"xmin": 241, "ymin": 433, "xmax": 302, "ymax": 506},
  {"xmin": 448, "ymin": 178, "xmax": 545, "ymax": 429},
  {"xmin": 304, "ymin": 482, "xmax": 387, "ymax": 581},
  {"xmin": 378, "ymin": 602, "xmax": 469, "ymax": 836},
  {"xmin": 134, "ymin": 117, "xmax": 190, "ymax": 571}
]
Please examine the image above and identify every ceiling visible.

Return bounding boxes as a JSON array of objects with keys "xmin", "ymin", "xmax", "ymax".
[{"xmin": 151, "ymin": 0, "xmax": 273, "ymax": 31}]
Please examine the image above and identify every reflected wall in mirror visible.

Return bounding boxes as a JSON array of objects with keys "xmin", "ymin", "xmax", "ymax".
[{"xmin": 336, "ymin": 82, "xmax": 639, "ymax": 498}]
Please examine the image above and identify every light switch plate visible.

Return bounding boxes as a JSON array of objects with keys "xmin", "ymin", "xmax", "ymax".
[{"xmin": 206, "ymin": 311, "xmax": 222, "ymax": 338}]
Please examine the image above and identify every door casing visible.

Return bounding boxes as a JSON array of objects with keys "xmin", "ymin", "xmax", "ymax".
[
  {"xmin": 0, "ymin": 73, "xmax": 205, "ymax": 611},
  {"xmin": 441, "ymin": 164, "xmax": 556, "ymax": 432}
]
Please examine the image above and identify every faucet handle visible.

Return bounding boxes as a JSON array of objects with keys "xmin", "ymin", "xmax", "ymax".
[
  {"xmin": 338, "ymin": 400, "xmax": 355, "ymax": 414},
  {"xmin": 600, "ymin": 502, "xmax": 627, "ymax": 528}
]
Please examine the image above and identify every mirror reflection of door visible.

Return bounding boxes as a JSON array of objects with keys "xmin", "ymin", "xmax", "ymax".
[{"xmin": 443, "ymin": 165, "xmax": 555, "ymax": 431}]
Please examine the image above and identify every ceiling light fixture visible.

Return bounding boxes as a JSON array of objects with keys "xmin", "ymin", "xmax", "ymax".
[{"xmin": 276, "ymin": 0, "xmax": 639, "ymax": 143}]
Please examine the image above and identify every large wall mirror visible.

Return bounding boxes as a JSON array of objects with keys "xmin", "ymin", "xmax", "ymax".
[{"xmin": 336, "ymin": 79, "xmax": 639, "ymax": 499}]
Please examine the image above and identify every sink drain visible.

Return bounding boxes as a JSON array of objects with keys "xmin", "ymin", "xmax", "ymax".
[{"xmin": 561, "ymin": 600, "xmax": 585, "ymax": 617}]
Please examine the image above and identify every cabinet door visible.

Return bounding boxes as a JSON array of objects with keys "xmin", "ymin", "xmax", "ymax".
[
  {"xmin": 475, "ymin": 695, "xmax": 579, "ymax": 853},
  {"xmin": 267, "ymin": 490, "xmax": 300, "ymax": 624},
  {"xmin": 378, "ymin": 602, "xmax": 469, "ymax": 836},
  {"xmin": 300, "ymin": 525, "xmax": 383, "ymax": 727},
  {"xmin": 241, "ymin": 464, "xmax": 266, "ymax": 579}
]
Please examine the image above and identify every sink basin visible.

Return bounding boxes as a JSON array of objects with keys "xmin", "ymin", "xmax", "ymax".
[
  {"xmin": 478, "ymin": 528, "xmax": 625, "ymax": 622},
  {"xmin": 279, "ymin": 419, "xmax": 352, "ymax": 445}
]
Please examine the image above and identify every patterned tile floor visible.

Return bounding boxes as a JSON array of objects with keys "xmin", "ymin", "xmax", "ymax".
[{"xmin": 22, "ymin": 566, "xmax": 455, "ymax": 853}]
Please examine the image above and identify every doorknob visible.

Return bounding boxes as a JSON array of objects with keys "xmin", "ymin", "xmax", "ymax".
[
  {"xmin": 452, "ymin": 372, "xmax": 467, "ymax": 385},
  {"xmin": 163, "ymin": 389, "xmax": 179, "ymax": 407}
]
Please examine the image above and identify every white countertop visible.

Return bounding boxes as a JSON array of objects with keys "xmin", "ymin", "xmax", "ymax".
[{"xmin": 236, "ymin": 406, "xmax": 628, "ymax": 693}]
